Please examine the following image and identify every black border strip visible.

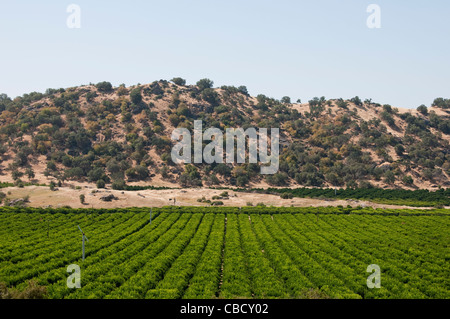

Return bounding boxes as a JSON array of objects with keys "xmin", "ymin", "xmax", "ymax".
[{"xmin": 1, "ymin": 299, "xmax": 447, "ymax": 318}]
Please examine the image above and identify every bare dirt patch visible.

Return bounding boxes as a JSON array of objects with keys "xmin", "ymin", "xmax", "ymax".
[{"xmin": 0, "ymin": 186, "xmax": 438, "ymax": 210}]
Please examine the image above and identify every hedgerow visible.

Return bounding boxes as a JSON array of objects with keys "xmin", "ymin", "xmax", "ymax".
[{"xmin": 212, "ymin": 187, "xmax": 450, "ymax": 207}]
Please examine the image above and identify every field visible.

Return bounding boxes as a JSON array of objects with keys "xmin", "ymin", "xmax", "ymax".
[
  {"xmin": 0, "ymin": 206, "xmax": 449, "ymax": 299},
  {"xmin": 1, "ymin": 185, "xmax": 447, "ymax": 211}
]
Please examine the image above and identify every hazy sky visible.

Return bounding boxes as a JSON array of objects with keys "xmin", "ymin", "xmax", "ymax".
[{"xmin": 1, "ymin": 0, "xmax": 449, "ymax": 108}]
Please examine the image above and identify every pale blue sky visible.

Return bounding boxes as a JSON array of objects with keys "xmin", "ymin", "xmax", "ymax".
[{"xmin": 0, "ymin": 0, "xmax": 449, "ymax": 108}]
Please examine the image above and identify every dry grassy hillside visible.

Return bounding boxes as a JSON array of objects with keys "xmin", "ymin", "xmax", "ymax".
[{"xmin": 0, "ymin": 79, "xmax": 449, "ymax": 191}]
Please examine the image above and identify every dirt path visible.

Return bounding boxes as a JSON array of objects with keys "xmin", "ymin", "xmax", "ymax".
[{"xmin": 0, "ymin": 186, "xmax": 442, "ymax": 210}]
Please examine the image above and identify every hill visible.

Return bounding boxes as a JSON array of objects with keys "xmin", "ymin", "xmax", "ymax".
[{"xmin": 0, "ymin": 79, "xmax": 449, "ymax": 191}]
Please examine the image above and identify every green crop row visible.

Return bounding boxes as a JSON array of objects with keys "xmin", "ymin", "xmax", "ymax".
[
  {"xmin": 182, "ymin": 214, "xmax": 225, "ymax": 299},
  {"xmin": 145, "ymin": 213, "xmax": 215, "ymax": 298},
  {"xmin": 219, "ymin": 213, "xmax": 252, "ymax": 298},
  {"xmin": 0, "ymin": 206, "xmax": 448, "ymax": 299}
]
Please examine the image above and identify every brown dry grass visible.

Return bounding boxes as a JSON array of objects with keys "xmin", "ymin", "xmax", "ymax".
[
  {"xmin": 0, "ymin": 185, "xmax": 440, "ymax": 210},
  {"xmin": 3, "ymin": 85, "xmax": 450, "ymax": 192}
]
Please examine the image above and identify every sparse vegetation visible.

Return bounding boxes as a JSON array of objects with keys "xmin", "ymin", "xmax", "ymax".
[
  {"xmin": 0, "ymin": 79, "xmax": 448, "ymax": 191},
  {"xmin": 0, "ymin": 280, "xmax": 48, "ymax": 299},
  {"xmin": 280, "ymin": 192, "xmax": 294, "ymax": 199}
]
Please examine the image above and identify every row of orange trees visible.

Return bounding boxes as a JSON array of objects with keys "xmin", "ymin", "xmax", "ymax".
[{"xmin": 0, "ymin": 206, "xmax": 448, "ymax": 299}]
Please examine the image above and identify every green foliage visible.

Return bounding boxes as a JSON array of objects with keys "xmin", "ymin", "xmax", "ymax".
[
  {"xmin": 95, "ymin": 81, "xmax": 113, "ymax": 93},
  {"xmin": 384, "ymin": 170, "xmax": 396, "ymax": 184},
  {"xmin": 0, "ymin": 207, "xmax": 448, "ymax": 299},
  {"xmin": 235, "ymin": 187, "xmax": 450, "ymax": 207},
  {"xmin": 383, "ymin": 104, "xmax": 393, "ymax": 113},
  {"xmin": 238, "ymin": 86, "xmax": 249, "ymax": 96},
  {"xmin": 130, "ymin": 88, "xmax": 143, "ymax": 105},
  {"xmin": 117, "ymin": 85, "xmax": 128, "ymax": 96},
  {"xmin": 402, "ymin": 175, "xmax": 414, "ymax": 186},
  {"xmin": 11, "ymin": 170, "xmax": 23, "ymax": 181},
  {"xmin": 394, "ymin": 144, "xmax": 405, "ymax": 156},
  {"xmin": 47, "ymin": 161, "xmax": 57, "ymax": 171},
  {"xmin": 213, "ymin": 164, "xmax": 232, "ymax": 177},
  {"xmin": 125, "ymin": 165, "xmax": 149, "ymax": 181},
  {"xmin": 180, "ymin": 164, "xmax": 202, "ymax": 187},
  {"xmin": 280, "ymin": 192, "xmax": 293, "ymax": 199},
  {"xmin": 170, "ymin": 77, "xmax": 186, "ymax": 86},
  {"xmin": 281, "ymin": 96, "xmax": 291, "ymax": 104},
  {"xmin": 88, "ymin": 167, "xmax": 108, "ymax": 182},
  {"xmin": 350, "ymin": 96, "xmax": 362, "ymax": 106},
  {"xmin": 85, "ymin": 91, "xmax": 97, "ymax": 102},
  {"xmin": 201, "ymin": 88, "xmax": 220, "ymax": 106},
  {"xmin": 432, "ymin": 97, "xmax": 450, "ymax": 109},
  {"xmin": 64, "ymin": 167, "xmax": 84, "ymax": 180},
  {"xmin": 295, "ymin": 164, "xmax": 324, "ymax": 187},
  {"xmin": 417, "ymin": 104, "xmax": 428, "ymax": 115},
  {"xmin": 96, "ymin": 179, "xmax": 106, "ymax": 188},
  {"xmin": 381, "ymin": 111, "xmax": 395, "ymax": 127},
  {"xmin": 266, "ymin": 172, "xmax": 289, "ymax": 186},
  {"xmin": 235, "ymin": 175, "xmax": 249, "ymax": 187},
  {"xmin": 336, "ymin": 99, "xmax": 348, "ymax": 109},
  {"xmin": 111, "ymin": 179, "xmax": 126, "ymax": 190},
  {"xmin": 196, "ymin": 78, "xmax": 214, "ymax": 91}
]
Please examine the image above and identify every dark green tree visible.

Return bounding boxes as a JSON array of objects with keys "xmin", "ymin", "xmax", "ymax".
[
  {"xmin": 130, "ymin": 88, "xmax": 143, "ymax": 104},
  {"xmin": 171, "ymin": 77, "xmax": 186, "ymax": 86},
  {"xmin": 95, "ymin": 81, "xmax": 113, "ymax": 92},
  {"xmin": 196, "ymin": 78, "xmax": 214, "ymax": 91},
  {"xmin": 281, "ymin": 96, "xmax": 291, "ymax": 104},
  {"xmin": 417, "ymin": 104, "xmax": 428, "ymax": 115}
]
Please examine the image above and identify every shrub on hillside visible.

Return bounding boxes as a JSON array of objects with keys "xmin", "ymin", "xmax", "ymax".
[
  {"xmin": 171, "ymin": 77, "xmax": 186, "ymax": 86},
  {"xmin": 130, "ymin": 88, "xmax": 143, "ymax": 105},
  {"xmin": 432, "ymin": 97, "xmax": 450, "ymax": 109},
  {"xmin": 196, "ymin": 78, "xmax": 214, "ymax": 91},
  {"xmin": 417, "ymin": 104, "xmax": 428, "ymax": 115},
  {"xmin": 95, "ymin": 81, "xmax": 113, "ymax": 93}
]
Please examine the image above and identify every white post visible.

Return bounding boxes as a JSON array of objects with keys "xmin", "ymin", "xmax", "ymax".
[
  {"xmin": 78, "ymin": 225, "xmax": 88, "ymax": 262},
  {"xmin": 82, "ymin": 234, "xmax": 85, "ymax": 261}
]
